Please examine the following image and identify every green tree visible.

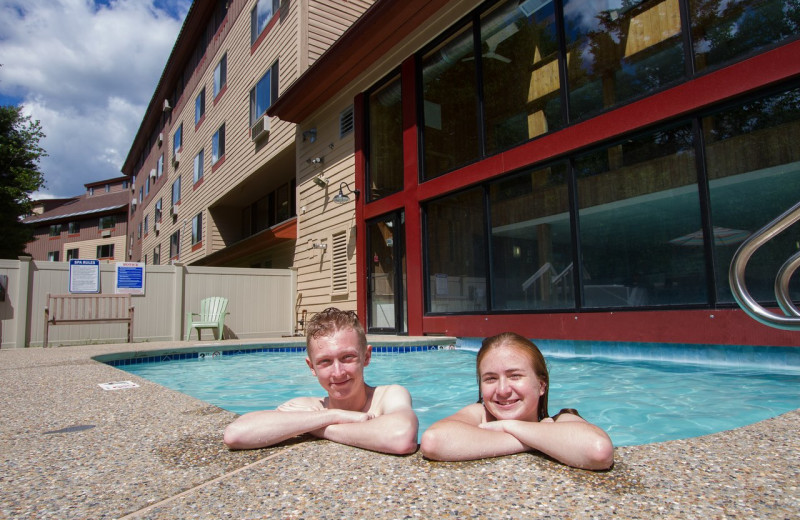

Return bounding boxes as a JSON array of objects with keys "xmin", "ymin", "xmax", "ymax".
[{"xmin": 0, "ymin": 105, "xmax": 47, "ymax": 259}]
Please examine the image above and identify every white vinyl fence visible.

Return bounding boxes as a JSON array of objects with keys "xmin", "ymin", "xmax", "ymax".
[{"xmin": 0, "ymin": 257, "xmax": 297, "ymax": 348}]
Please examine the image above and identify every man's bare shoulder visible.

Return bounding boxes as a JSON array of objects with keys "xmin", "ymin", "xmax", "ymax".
[{"xmin": 370, "ymin": 384, "xmax": 413, "ymax": 414}]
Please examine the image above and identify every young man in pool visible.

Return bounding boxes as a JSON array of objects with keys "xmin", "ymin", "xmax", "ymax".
[{"xmin": 223, "ymin": 307, "xmax": 419, "ymax": 455}]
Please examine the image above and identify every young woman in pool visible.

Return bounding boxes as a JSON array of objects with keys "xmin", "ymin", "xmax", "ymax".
[{"xmin": 420, "ymin": 332, "xmax": 614, "ymax": 470}]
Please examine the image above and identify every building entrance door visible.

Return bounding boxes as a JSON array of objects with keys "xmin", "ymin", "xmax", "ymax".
[{"xmin": 366, "ymin": 212, "xmax": 406, "ymax": 334}]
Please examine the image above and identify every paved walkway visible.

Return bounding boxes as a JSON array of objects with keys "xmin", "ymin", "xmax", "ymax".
[{"xmin": 1, "ymin": 340, "xmax": 798, "ymax": 519}]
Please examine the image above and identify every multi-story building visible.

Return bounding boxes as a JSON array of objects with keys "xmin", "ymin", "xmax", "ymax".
[
  {"xmin": 24, "ymin": 177, "xmax": 131, "ymax": 262},
  {"xmin": 122, "ymin": 0, "xmax": 373, "ymax": 272},
  {"xmin": 268, "ymin": 0, "xmax": 800, "ymax": 345}
]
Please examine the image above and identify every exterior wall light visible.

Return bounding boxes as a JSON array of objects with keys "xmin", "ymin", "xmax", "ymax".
[{"xmin": 332, "ymin": 181, "xmax": 360, "ymax": 204}]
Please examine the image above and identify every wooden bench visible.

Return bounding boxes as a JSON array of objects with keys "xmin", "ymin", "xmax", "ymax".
[{"xmin": 43, "ymin": 293, "xmax": 134, "ymax": 348}]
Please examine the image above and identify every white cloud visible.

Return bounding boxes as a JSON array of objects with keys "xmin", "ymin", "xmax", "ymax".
[{"xmin": 0, "ymin": 0, "xmax": 190, "ymax": 197}]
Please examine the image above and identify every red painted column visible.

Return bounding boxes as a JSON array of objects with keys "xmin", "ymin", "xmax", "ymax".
[
  {"xmin": 353, "ymin": 94, "xmax": 368, "ymax": 324},
  {"xmin": 401, "ymin": 56, "xmax": 424, "ymax": 336}
]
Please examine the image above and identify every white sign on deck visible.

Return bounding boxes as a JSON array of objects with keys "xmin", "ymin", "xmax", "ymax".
[{"xmin": 98, "ymin": 381, "xmax": 140, "ymax": 391}]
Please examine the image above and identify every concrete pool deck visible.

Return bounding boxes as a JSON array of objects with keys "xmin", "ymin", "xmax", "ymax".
[{"xmin": 1, "ymin": 338, "xmax": 798, "ymax": 519}]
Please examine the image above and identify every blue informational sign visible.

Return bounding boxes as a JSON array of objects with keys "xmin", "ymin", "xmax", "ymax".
[
  {"xmin": 115, "ymin": 262, "xmax": 145, "ymax": 295},
  {"xmin": 68, "ymin": 259, "xmax": 100, "ymax": 293}
]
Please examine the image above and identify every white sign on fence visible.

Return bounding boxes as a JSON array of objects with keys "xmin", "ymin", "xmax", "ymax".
[
  {"xmin": 115, "ymin": 262, "xmax": 145, "ymax": 295},
  {"xmin": 68, "ymin": 259, "xmax": 100, "ymax": 293}
]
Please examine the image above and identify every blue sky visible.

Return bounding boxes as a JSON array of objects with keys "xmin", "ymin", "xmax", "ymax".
[{"xmin": 0, "ymin": 0, "xmax": 191, "ymax": 198}]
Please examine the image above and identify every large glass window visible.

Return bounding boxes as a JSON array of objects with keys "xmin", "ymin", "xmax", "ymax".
[
  {"xmin": 575, "ymin": 122, "xmax": 706, "ymax": 307},
  {"xmin": 482, "ymin": 0, "xmax": 563, "ymax": 155},
  {"xmin": 49, "ymin": 224, "xmax": 62, "ymax": 236},
  {"xmin": 251, "ymin": 0, "xmax": 279, "ymax": 45},
  {"xmin": 426, "ymin": 188, "xmax": 487, "ymax": 312},
  {"xmin": 490, "ymin": 161, "xmax": 574, "ymax": 310},
  {"xmin": 564, "ymin": 0, "xmax": 685, "ymax": 121},
  {"xmin": 421, "ymin": 23, "xmax": 480, "ymax": 180},
  {"xmin": 250, "ymin": 62, "xmax": 279, "ymax": 126},
  {"xmin": 367, "ymin": 74, "xmax": 404, "ymax": 201},
  {"xmin": 691, "ymin": 0, "xmax": 800, "ymax": 72},
  {"xmin": 703, "ymin": 85, "xmax": 800, "ymax": 303}
]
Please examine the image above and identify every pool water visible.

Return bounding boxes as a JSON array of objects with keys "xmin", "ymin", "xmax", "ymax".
[{"xmin": 119, "ymin": 348, "xmax": 800, "ymax": 446}]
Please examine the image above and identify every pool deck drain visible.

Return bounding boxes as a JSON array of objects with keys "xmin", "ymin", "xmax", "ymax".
[{"xmin": 1, "ymin": 338, "xmax": 798, "ymax": 519}]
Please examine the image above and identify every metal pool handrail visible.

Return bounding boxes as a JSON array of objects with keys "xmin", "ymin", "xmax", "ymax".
[{"xmin": 728, "ymin": 200, "xmax": 800, "ymax": 330}]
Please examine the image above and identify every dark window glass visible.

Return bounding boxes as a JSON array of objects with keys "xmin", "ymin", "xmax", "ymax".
[
  {"xmin": 575, "ymin": 122, "xmax": 706, "ymax": 307},
  {"xmin": 421, "ymin": 23, "xmax": 480, "ymax": 180},
  {"xmin": 192, "ymin": 213, "xmax": 202, "ymax": 245},
  {"xmin": 214, "ymin": 54, "xmax": 227, "ymax": 97},
  {"xmin": 170, "ymin": 231, "xmax": 181, "ymax": 259},
  {"xmin": 691, "ymin": 0, "xmax": 800, "ymax": 72},
  {"xmin": 276, "ymin": 183, "xmax": 290, "ymax": 222},
  {"xmin": 703, "ymin": 85, "xmax": 800, "ymax": 303},
  {"xmin": 490, "ymin": 161, "xmax": 574, "ymax": 310},
  {"xmin": 251, "ymin": 0, "xmax": 279, "ymax": 44},
  {"xmin": 482, "ymin": 0, "xmax": 563, "ymax": 155},
  {"xmin": 195, "ymin": 88, "xmax": 205, "ymax": 125},
  {"xmin": 172, "ymin": 177, "xmax": 181, "ymax": 206},
  {"xmin": 249, "ymin": 62, "xmax": 278, "ymax": 126},
  {"xmin": 368, "ymin": 74, "xmax": 404, "ymax": 201},
  {"xmin": 96, "ymin": 244, "xmax": 114, "ymax": 259},
  {"xmin": 213, "ymin": 124, "xmax": 225, "ymax": 163},
  {"xmin": 425, "ymin": 188, "xmax": 487, "ymax": 312},
  {"xmin": 564, "ymin": 0, "xmax": 685, "ymax": 121},
  {"xmin": 99, "ymin": 216, "xmax": 116, "ymax": 229}
]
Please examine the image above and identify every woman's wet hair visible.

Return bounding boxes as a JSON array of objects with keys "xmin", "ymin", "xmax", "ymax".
[
  {"xmin": 306, "ymin": 307, "xmax": 367, "ymax": 351},
  {"xmin": 476, "ymin": 332, "xmax": 550, "ymax": 421}
]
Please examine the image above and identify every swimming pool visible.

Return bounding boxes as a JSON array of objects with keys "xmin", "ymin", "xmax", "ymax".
[{"xmin": 115, "ymin": 342, "xmax": 800, "ymax": 446}]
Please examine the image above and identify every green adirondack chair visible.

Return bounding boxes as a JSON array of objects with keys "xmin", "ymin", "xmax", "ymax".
[{"xmin": 185, "ymin": 296, "xmax": 229, "ymax": 340}]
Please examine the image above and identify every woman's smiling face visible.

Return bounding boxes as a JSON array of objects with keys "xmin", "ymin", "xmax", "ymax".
[{"xmin": 479, "ymin": 344, "xmax": 546, "ymax": 422}]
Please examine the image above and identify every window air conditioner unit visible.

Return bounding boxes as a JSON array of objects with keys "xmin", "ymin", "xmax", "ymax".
[
  {"xmin": 172, "ymin": 152, "xmax": 181, "ymax": 167},
  {"xmin": 102, "ymin": 230, "xmax": 112, "ymax": 238},
  {"xmin": 163, "ymin": 99, "xmax": 172, "ymax": 112},
  {"xmin": 131, "ymin": 198, "xmax": 137, "ymax": 206},
  {"xmin": 251, "ymin": 114, "xmax": 270, "ymax": 143},
  {"xmin": 154, "ymin": 222, "xmax": 161, "ymax": 234},
  {"xmin": 158, "ymin": 132, "xmax": 163, "ymax": 145},
  {"xmin": 171, "ymin": 205, "xmax": 179, "ymax": 217},
  {"xmin": 149, "ymin": 168, "xmax": 157, "ymax": 179}
]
